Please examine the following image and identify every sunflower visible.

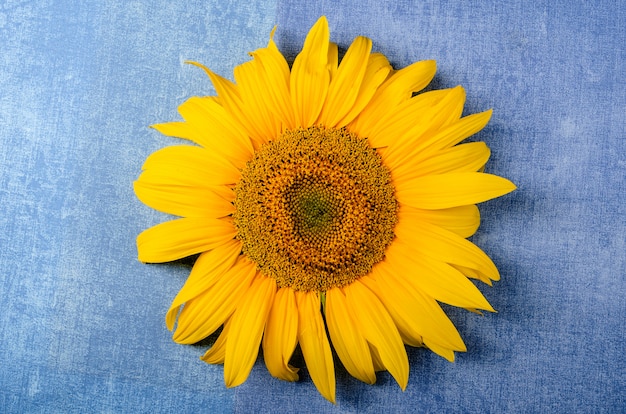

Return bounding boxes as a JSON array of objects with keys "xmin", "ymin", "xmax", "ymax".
[{"xmin": 135, "ymin": 16, "xmax": 515, "ymax": 403}]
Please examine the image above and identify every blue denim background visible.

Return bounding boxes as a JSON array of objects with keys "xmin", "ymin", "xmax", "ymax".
[{"xmin": 1, "ymin": 0, "xmax": 624, "ymax": 412}]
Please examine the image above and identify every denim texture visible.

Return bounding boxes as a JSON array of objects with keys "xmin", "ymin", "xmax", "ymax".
[{"xmin": 0, "ymin": 1, "xmax": 624, "ymax": 412}]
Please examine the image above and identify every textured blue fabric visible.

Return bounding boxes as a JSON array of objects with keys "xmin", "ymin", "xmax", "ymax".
[{"xmin": 0, "ymin": 0, "xmax": 624, "ymax": 413}]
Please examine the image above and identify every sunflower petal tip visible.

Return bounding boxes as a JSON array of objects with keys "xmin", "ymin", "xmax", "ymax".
[
  {"xmin": 314, "ymin": 380, "xmax": 336, "ymax": 404},
  {"xmin": 452, "ymin": 84, "xmax": 466, "ymax": 97},
  {"xmin": 308, "ymin": 16, "xmax": 329, "ymax": 35},
  {"xmin": 424, "ymin": 59, "xmax": 437, "ymax": 74},
  {"xmin": 415, "ymin": 59, "xmax": 436, "ymax": 72},
  {"xmin": 502, "ymin": 178, "xmax": 517, "ymax": 194},
  {"xmin": 324, "ymin": 393, "xmax": 337, "ymax": 405},
  {"xmin": 224, "ymin": 372, "xmax": 247, "ymax": 389},
  {"xmin": 395, "ymin": 372, "xmax": 409, "ymax": 391}
]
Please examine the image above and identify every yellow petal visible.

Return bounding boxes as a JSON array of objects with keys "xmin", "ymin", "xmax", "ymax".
[
  {"xmin": 327, "ymin": 42, "xmax": 338, "ymax": 79},
  {"xmin": 385, "ymin": 241, "xmax": 495, "ymax": 311},
  {"xmin": 134, "ymin": 178, "xmax": 233, "ymax": 219},
  {"xmin": 452, "ymin": 264, "xmax": 494, "ymax": 285},
  {"xmin": 201, "ymin": 318, "xmax": 231, "ymax": 364},
  {"xmin": 233, "ymin": 59, "xmax": 282, "ymax": 145},
  {"xmin": 381, "ymin": 59, "xmax": 438, "ymax": 96},
  {"xmin": 392, "ymin": 141, "xmax": 491, "ymax": 183},
  {"xmin": 359, "ymin": 274, "xmax": 423, "ymax": 348},
  {"xmin": 224, "ymin": 274, "xmax": 276, "ymax": 388},
  {"xmin": 326, "ymin": 287, "xmax": 376, "ymax": 384},
  {"xmin": 427, "ymin": 109, "xmax": 494, "ymax": 151},
  {"xmin": 338, "ymin": 52, "xmax": 391, "ymax": 128},
  {"xmin": 135, "ymin": 163, "xmax": 234, "ymax": 198},
  {"xmin": 421, "ymin": 85, "xmax": 466, "ymax": 132},
  {"xmin": 398, "ymin": 204, "xmax": 481, "ymax": 238},
  {"xmin": 165, "ymin": 239, "xmax": 242, "ymax": 330},
  {"xmin": 383, "ymin": 109, "xmax": 492, "ymax": 170},
  {"xmin": 137, "ymin": 217, "xmax": 236, "ymax": 263},
  {"xmin": 409, "ymin": 85, "xmax": 465, "ymax": 136},
  {"xmin": 423, "ymin": 341, "xmax": 456, "ymax": 362},
  {"xmin": 172, "ymin": 257, "xmax": 256, "ymax": 344},
  {"xmin": 344, "ymin": 280, "xmax": 409, "ymax": 391},
  {"xmin": 140, "ymin": 145, "xmax": 241, "ymax": 186},
  {"xmin": 134, "ymin": 167, "xmax": 235, "ymax": 207},
  {"xmin": 350, "ymin": 59, "xmax": 436, "ymax": 137},
  {"xmin": 395, "ymin": 172, "xmax": 516, "ymax": 210},
  {"xmin": 380, "ymin": 86, "xmax": 466, "ymax": 163},
  {"xmin": 318, "ymin": 36, "xmax": 372, "ymax": 128},
  {"xmin": 185, "ymin": 62, "xmax": 250, "ymax": 137},
  {"xmin": 169, "ymin": 95, "xmax": 253, "ymax": 168},
  {"xmin": 262, "ymin": 287, "xmax": 300, "ymax": 382},
  {"xmin": 296, "ymin": 291, "xmax": 336, "ymax": 403},
  {"xmin": 369, "ymin": 344, "xmax": 386, "ymax": 372},
  {"xmin": 250, "ymin": 34, "xmax": 295, "ymax": 130},
  {"xmin": 290, "ymin": 16, "xmax": 330, "ymax": 127},
  {"xmin": 364, "ymin": 87, "xmax": 452, "ymax": 148},
  {"xmin": 395, "ymin": 217, "xmax": 499, "ymax": 282},
  {"xmin": 371, "ymin": 264, "xmax": 466, "ymax": 355}
]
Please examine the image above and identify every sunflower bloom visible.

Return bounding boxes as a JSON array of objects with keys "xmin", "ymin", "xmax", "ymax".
[{"xmin": 135, "ymin": 16, "xmax": 515, "ymax": 403}]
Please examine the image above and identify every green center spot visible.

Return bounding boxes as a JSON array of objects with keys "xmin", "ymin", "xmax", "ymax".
[{"xmin": 292, "ymin": 189, "xmax": 337, "ymax": 236}]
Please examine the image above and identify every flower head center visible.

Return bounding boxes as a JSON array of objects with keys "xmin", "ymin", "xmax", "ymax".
[{"xmin": 233, "ymin": 126, "xmax": 397, "ymax": 292}]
